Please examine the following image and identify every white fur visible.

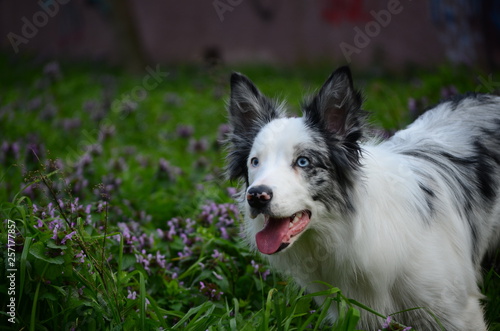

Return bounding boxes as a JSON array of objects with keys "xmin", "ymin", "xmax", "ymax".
[
  {"xmin": 241, "ymin": 112, "xmax": 495, "ymax": 330},
  {"xmin": 227, "ymin": 69, "xmax": 500, "ymax": 330}
]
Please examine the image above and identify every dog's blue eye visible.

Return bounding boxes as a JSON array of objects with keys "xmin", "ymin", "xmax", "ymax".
[
  {"xmin": 250, "ymin": 157, "xmax": 259, "ymax": 167},
  {"xmin": 296, "ymin": 157, "xmax": 310, "ymax": 168}
]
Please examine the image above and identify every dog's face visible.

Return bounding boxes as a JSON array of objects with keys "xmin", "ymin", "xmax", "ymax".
[
  {"xmin": 226, "ymin": 67, "xmax": 365, "ymax": 255},
  {"xmin": 246, "ymin": 117, "xmax": 316, "ymax": 254}
]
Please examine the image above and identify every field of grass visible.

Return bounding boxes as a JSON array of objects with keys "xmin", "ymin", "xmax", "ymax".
[{"xmin": 0, "ymin": 53, "xmax": 499, "ymax": 330}]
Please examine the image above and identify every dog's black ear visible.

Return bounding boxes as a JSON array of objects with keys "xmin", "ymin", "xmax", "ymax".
[
  {"xmin": 226, "ymin": 73, "xmax": 284, "ymax": 182},
  {"xmin": 229, "ymin": 72, "xmax": 283, "ymax": 131},
  {"xmin": 304, "ymin": 66, "xmax": 364, "ymax": 138}
]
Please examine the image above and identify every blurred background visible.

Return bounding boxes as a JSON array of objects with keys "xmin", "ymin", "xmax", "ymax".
[
  {"xmin": 2, "ymin": 0, "xmax": 500, "ymax": 71},
  {"xmin": 2, "ymin": 2, "xmax": 500, "ymax": 330}
]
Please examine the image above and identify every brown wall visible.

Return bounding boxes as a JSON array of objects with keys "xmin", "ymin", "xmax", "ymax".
[{"xmin": 1, "ymin": 0, "xmax": 496, "ymax": 69}]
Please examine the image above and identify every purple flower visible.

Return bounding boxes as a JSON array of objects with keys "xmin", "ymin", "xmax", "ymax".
[
  {"xmin": 251, "ymin": 260, "xmax": 260, "ymax": 273},
  {"xmin": 34, "ymin": 217, "xmax": 44, "ymax": 229},
  {"xmin": 70, "ymin": 198, "xmax": 80, "ymax": 213},
  {"xmin": 156, "ymin": 228, "xmax": 165, "ymax": 239},
  {"xmin": 185, "ymin": 218, "xmax": 195, "ymax": 233},
  {"xmin": 135, "ymin": 250, "xmax": 152, "ymax": 273},
  {"xmin": 75, "ymin": 250, "xmax": 86, "ymax": 263},
  {"xmin": 138, "ymin": 233, "xmax": 154, "ymax": 249},
  {"xmin": 188, "ymin": 138, "xmax": 209, "ymax": 153},
  {"xmin": 382, "ymin": 316, "xmax": 392, "ymax": 328},
  {"xmin": 199, "ymin": 282, "xmax": 223, "ymax": 301},
  {"xmin": 156, "ymin": 251, "xmax": 167, "ymax": 269},
  {"xmin": 98, "ymin": 125, "xmax": 116, "ymax": 142},
  {"xmin": 165, "ymin": 92, "xmax": 184, "ymax": 107},
  {"xmin": 127, "ymin": 289, "xmax": 137, "ymax": 300},
  {"xmin": 440, "ymin": 85, "xmax": 458, "ymax": 99},
  {"xmin": 220, "ymin": 227, "xmax": 229, "ymax": 240},
  {"xmin": 177, "ymin": 246, "xmax": 193, "ymax": 259},
  {"xmin": 43, "ymin": 61, "xmax": 62, "ymax": 81},
  {"xmin": 61, "ymin": 118, "xmax": 82, "ymax": 132},
  {"xmin": 167, "ymin": 226, "xmax": 176, "ymax": 241},
  {"xmin": 211, "ymin": 289, "xmax": 223, "ymax": 300},
  {"xmin": 180, "ymin": 233, "xmax": 189, "ymax": 245},
  {"xmin": 61, "ymin": 231, "xmax": 77, "ymax": 244},
  {"xmin": 158, "ymin": 158, "xmax": 183, "ymax": 181},
  {"xmin": 97, "ymin": 201, "xmax": 107, "ymax": 213},
  {"xmin": 48, "ymin": 203, "xmax": 56, "ymax": 218},
  {"xmin": 251, "ymin": 260, "xmax": 271, "ymax": 280},
  {"xmin": 120, "ymin": 99, "xmax": 138, "ymax": 114},
  {"xmin": 211, "ymin": 249, "xmax": 222, "ymax": 260},
  {"xmin": 27, "ymin": 97, "xmax": 42, "ymax": 111},
  {"xmin": 52, "ymin": 224, "xmax": 60, "ymax": 240},
  {"xmin": 226, "ymin": 187, "xmax": 237, "ymax": 197},
  {"xmin": 176, "ymin": 124, "xmax": 194, "ymax": 138},
  {"xmin": 216, "ymin": 124, "xmax": 231, "ymax": 145}
]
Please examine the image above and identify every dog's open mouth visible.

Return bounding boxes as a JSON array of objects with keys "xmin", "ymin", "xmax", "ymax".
[{"xmin": 255, "ymin": 210, "xmax": 311, "ymax": 255}]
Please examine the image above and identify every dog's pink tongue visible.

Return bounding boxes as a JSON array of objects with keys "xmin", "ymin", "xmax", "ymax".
[{"xmin": 256, "ymin": 217, "xmax": 290, "ymax": 255}]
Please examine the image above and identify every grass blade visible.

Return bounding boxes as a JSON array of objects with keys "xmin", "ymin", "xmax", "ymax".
[
  {"xmin": 19, "ymin": 236, "xmax": 33, "ymax": 307},
  {"xmin": 139, "ymin": 271, "xmax": 146, "ymax": 330},
  {"xmin": 30, "ymin": 263, "xmax": 49, "ymax": 331}
]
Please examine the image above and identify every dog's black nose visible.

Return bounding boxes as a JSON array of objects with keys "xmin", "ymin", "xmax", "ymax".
[{"xmin": 247, "ymin": 185, "xmax": 273, "ymax": 209}]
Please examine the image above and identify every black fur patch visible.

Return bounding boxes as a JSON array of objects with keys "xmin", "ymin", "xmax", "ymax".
[
  {"xmin": 446, "ymin": 92, "xmax": 491, "ymax": 110},
  {"xmin": 402, "ymin": 139, "xmax": 500, "ymax": 264},
  {"xmin": 418, "ymin": 182, "xmax": 436, "ymax": 218},
  {"xmin": 301, "ymin": 67, "xmax": 367, "ymax": 205},
  {"xmin": 225, "ymin": 72, "xmax": 285, "ymax": 184}
]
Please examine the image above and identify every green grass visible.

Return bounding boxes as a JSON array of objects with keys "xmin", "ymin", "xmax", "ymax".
[{"xmin": 0, "ymin": 53, "xmax": 499, "ymax": 330}]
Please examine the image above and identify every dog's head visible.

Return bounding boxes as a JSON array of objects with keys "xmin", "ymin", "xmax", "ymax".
[{"xmin": 226, "ymin": 67, "xmax": 365, "ymax": 255}]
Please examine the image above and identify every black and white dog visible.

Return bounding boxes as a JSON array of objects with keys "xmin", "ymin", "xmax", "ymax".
[{"xmin": 225, "ymin": 67, "xmax": 500, "ymax": 330}]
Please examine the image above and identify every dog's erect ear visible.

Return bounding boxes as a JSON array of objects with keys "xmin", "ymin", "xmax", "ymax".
[
  {"xmin": 303, "ymin": 66, "xmax": 364, "ymax": 140},
  {"xmin": 303, "ymin": 67, "xmax": 365, "ymax": 169},
  {"xmin": 229, "ymin": 72, "xmax": 283, "ymax": 132},
  {"xmin": 226, "ymin": 73, "xmax": 285, "ymax": 182}
]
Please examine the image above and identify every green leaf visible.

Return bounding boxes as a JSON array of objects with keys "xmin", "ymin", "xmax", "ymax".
[
  {"xmin": 46, "ymin": 240, "xmax": 67, "ymax": 250},
  {"xmin": 30, "ymin": 241, "xmax": 65, "ymax": 265},
  {"xmin": 120, "ymin": 254, "xmax": 136, "ymax": 270}
]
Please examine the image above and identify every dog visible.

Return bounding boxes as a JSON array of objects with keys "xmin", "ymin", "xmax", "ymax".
[{"xmin": 225, "ymin": 67, "xmax": 500, "ymax": 330}]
